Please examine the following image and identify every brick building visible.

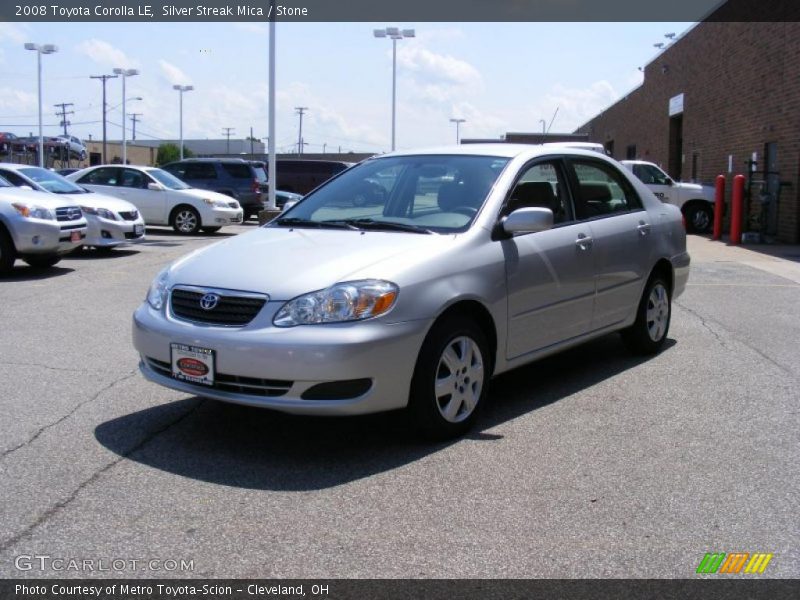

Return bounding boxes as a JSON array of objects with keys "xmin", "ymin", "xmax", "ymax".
[{"xmin": 576, "ymin": 0, "xmax": 800, "ymax": 243}]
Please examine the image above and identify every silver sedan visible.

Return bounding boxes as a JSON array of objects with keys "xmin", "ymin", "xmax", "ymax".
[{"xmin": 133, "ymin": 144, "xmax": 689, "ymax": 439}]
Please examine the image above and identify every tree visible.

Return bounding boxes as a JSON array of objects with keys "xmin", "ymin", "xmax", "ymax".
[{"xmin": 156, "ymin": 143, "xmax": 193, "ymax": 165}]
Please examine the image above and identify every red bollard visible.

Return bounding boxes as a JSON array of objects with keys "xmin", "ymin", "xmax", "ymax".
[
  {"xmin": 712, "ymin": 175, "xmax": 725, "ymax": 240},
  {"xmin": 730, "ymin": 174, "xmax": 745, "ymax": 245}
]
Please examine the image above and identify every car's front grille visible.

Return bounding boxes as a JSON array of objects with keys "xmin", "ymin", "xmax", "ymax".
[
  {"xmin": 170, "ymin": 287, "xmax": 267, "ymax": 326},
  {"xmin": 145, "ymin": 357, "xmax": 292, "ymax": 397},
  {"xmin": 59, "ymin": 223, "xmax": 83, "ymax": 231},
  {"xmin": 56, "ymin": 206, "xmax": 83, "ymax": 222},
  {"xmin": 124, "ymin": 230, "xmax": 144, "ymax": 239},
  {"xmin": 119, "ymin": 210, "xmax": 139, "ymax": 221}
]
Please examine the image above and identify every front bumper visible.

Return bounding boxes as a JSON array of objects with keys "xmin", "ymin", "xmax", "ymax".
[
  {"xmin": 10, "ymin": 216, "xmax": 87, "ymax": 255},
  {"xmin": 84, "ymin": 215, "xmax": 146, "ymax": 247},
  {"xmin": 205, "ymin": 207, "xmax": 244, "ymax": 226},
  {"xmin": 132, "ymin": 302, "xmax": 431, "ymax": 415}
]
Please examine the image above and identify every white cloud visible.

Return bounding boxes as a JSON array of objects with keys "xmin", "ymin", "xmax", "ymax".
[
  {"xmin": 233, "ymin": 22, "xmax": 267, "ymax": 35},
  {"xmin": 0, "ymin": 87, "xmax": 37, "ymax": 114},
  {"xmin": 0, "ymin": 23, "xmax": 27, "ymax": 44},
  {"xmin": 526, "ymin": 81, "xmax": 620, "ymax": 133},
  {"xmin": 397, "ymin": 46, "xmax": 483, "ymax": 102},
  {"xmin": 158, "ymin": 60, "xmax": 191, "ymax": 86},
  {"xmin": 75, "ymin": 39, "xmax": 139, "ymax": 69}
]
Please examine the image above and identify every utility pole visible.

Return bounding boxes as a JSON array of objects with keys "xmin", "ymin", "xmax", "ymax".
[
  {"xmin": 90, "ymin": 74, "xmax": 117, "ymax": 163},
  {"xmin": 129, "ymin": 113, "xmax": 142, "ymax": 140},
  {"xmin": 294, "ymin": 107, "xmax": 307, "ymax": 156},
  {"xmin": 250, "ymin": 126, "xmax": 254, "ymax": 157},
  {"xmin": 54, "ymin": 102, "xmax": 73, "ymax": 135},
  {"xmin": 222, "ymin": 127, "xmax": 235, "ymax": 155}
]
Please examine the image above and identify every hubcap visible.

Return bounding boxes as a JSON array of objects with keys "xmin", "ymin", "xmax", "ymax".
[
  {"xmin": 646, "ymin": 283, "xmax": 669, "ymax": 342},
  {"xmin": 175, "ymin": 211, "xmax": 198, "ymax": 233},
  {"xmin": 434, "ymin": 336, "xmax": 484, "ymax": 423},
  {"xmin": 693, "ymin": 209, "xmax": 710, "ymax": 231}
]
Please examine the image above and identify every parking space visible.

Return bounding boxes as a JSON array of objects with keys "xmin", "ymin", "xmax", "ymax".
[{"xmin": 0, "ymin": 231, "xmax": 798, "ymax": 578}]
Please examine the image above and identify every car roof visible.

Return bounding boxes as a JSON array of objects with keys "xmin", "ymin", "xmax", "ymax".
[
  {"xmin": 0, "ymin": 162, "xmax": 44, "ymax": 172},
  {"xmin": 378, "ymin": 143, "xmax": 614, "ymax": 161}
]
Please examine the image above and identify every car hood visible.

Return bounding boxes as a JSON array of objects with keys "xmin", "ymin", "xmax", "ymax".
[
  {"xmin": 0, "ymin": 186, "xmax": 79, "ymax": 207},
  {"xmin": 167, "ymin": 227, "xmax": 455, "ymax": 300},
  {"xmin": 175, "ymin": 188, "xmax": 237, "ymax": 203},
  {"xmin": 54, "ymin": 191, "xmax": 138, "ymax": 213}
]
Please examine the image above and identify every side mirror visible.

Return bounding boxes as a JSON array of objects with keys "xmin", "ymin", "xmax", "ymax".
[
  {"xmin": 147, "ymin": 182, "xmax": 164, "ymax": 191},
  {"xmin": 281, "ymin": 199, "xmax": 299, "ymax": 212},
  {"xmin": 666, "ymin": 179, "xmax": 674, "ymax": 186},
  {"xmin": 502, "ymin": 207, "xmax": 554, "ymax": 235},
  {"xmin": 19, "ymin": 185, "xmax": 34, "ymax": 191}
]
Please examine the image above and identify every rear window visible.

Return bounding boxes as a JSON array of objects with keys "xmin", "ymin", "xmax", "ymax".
[
  {"xmin": 221, "ymin": 163, "xmax": 252, "ymax": 179},
  {"xmin": 250, "ymin": 163, "xmax": 268, "ymax": 182}
]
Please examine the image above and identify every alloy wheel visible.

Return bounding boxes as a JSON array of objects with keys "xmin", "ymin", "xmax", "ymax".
[
  {"xmin": 646, "ymin": 283, "xmax": 670, "ymax": 342},
  {"xmin": 434, "ymin": 335, "xmax": 485, "ymax": 423}
]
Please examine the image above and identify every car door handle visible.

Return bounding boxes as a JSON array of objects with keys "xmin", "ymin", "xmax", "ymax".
[
  {"xmin": 637, "ymin": 221, "xmax": 651, "ymax": 236},
  {"xmin": 575, "ymin": 234, "xmax": 593, "ymax": 250}
]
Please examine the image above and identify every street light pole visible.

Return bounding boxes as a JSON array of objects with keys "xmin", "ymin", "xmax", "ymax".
[
  {"xmin": 24, "ymin": 43, "xmax": 58, "ymax": 168},
  {"xmin": 449, "ymin": 118, "xmax": 466, "ymax": 144},
  {"xmin": 113, "ymin": 68, "xmax": 139, "ymax": 164},
  {"xmin": 373, "ymin": 27, "xmax": 414, "ymax": 152},
  {"xmin": 173, "ymin": 84, "xmax": 193, "ymax": 160}
]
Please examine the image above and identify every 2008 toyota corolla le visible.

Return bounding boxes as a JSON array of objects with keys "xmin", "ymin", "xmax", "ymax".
[{"xmin": 133, "ymin": 144, "xmax": 690, "ymax": 438}]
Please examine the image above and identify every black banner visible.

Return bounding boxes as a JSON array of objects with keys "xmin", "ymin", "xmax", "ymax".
[
  {"xmin": 0, "ymin": 0, "xmax": 790, "ymax": 23},
  {"xmin": 2, "ymin": 579, "xmax": 800, "ymax": 600}
]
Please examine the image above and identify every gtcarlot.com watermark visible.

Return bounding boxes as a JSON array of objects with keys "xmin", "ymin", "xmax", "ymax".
[{"xmin": 14, "ymin": 554, "xmax": 194, "ymax": 573}]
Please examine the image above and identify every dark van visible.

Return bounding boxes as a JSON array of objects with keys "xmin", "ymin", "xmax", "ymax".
[
  {"xmin": 162, "ymin": 158, "xmax": 268, "ymax": 220},
  {"xmin": 273, "ymin": 159, "xmax": 353, "ymax": 195}
]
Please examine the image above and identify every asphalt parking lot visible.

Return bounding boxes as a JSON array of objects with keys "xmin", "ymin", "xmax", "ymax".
[{"xmin": 0, "ymin": 225, "xmax": 798, "ymax": 578}]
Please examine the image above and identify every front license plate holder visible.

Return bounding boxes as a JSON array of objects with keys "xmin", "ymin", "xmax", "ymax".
[
  {"xmin": 134, "ymin": 223, "xmax": 144, "ymax": 236},
  {"xmin": 70, "ymin": 230, "xmax": 81, "ymax": 242},
  {"xmin": 170, "ymin": 343, "xmax": 215, "ymax": 386}
]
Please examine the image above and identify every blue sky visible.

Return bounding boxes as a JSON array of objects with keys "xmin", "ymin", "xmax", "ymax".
[{"xmin": 0, "ymin": 21, "xmax": 693, "ymax": 153}]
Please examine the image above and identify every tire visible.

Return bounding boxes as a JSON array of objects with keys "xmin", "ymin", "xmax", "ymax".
[
  {"xmin": 0, "ymin": 227, "xmax": 16, "ymax": 275},
  {"xmin": 171, "ymin": 206, "xmax": 202, "ymax": 235},
  {"xmin": 202, "ymin": 226, "xmax": 221, "ymax": 234},
  {"xmin": 621, "ymin": 275, "xmax": 671, "ymax": 355},
  {"xmin": 23, "ymin": 254, "xmax": 61, "ymax": 269},
  {"xmin": 242, "ymin": 210, "xmax": 253, "ymax": 222},
  {"xmin": 93, "ymin": 246, "xmax": 114, "ymax": 254},
  {"xmin": 408, "ymin": 314, "xmax": 491, "ymax": 440},
  {"xmin": 685, "ymin": 203, "xmax": 713, "ymax": 233}
]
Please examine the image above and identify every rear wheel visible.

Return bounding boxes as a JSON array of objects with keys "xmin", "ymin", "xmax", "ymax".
[
  {"xmin": 23, "ymin": 254, "xmax": 61, "ymax": 269},
  {"xmin": 408, "ymin": 315, "xmax": 491, "ymax": 440},
  {"xmin": 621, "ymin": 275, "xmax": 671, "ymax": 355},
  {"xmin": 171, "ymin": 206, "xmax": 202, "ymax": 235},
  {"xmin": 0, "ymin": 228, "xmax": 16, "ymax": 274},
  {"xmin": 685, "ymin": 203, "xmax": 713, "ymax": 233}
]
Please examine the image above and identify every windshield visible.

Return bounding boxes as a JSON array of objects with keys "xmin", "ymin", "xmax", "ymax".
[
  {"xmin": 633, "ymin": 163, "xmax": 671, "ymax": 185},
  {"xmin": 275, "ymin": 154, "xmax": 509, "ymax": 233},
  {"xmin": 148, "ymin": 168, "xmax": 191, "ymax": 190},
  {"xmin": 19, "ymin": 167, "xmax": 87, "ymax": 194}
]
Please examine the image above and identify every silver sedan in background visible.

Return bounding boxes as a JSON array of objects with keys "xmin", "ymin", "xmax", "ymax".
[{"xmin": 134, "ymin": 144, "xmax": 689, "ymax": 439}]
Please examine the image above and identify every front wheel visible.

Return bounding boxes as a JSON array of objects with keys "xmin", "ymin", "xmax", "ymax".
[
  {"xmin": 621, "ymin": 275, "xmax": 671, "ymax": 355},
  {"xmin": 0, "ymin": 228, "xmax": 17, "ymax": 275},
  {"xmin": 408, "ymin": 315, "xmax": 491, "ymax": 440},
  {"xmin": 171, "ymin": 206, "xmax": 202, "ymax": 235},
  {"xmin": 23, "ymin": 254, "xmax": 62, "ymax": 269}
]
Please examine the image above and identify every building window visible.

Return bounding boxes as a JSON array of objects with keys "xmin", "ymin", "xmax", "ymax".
[{"xmin": 626, "ymin": 144, "xmax": 637, "ymax": 160}]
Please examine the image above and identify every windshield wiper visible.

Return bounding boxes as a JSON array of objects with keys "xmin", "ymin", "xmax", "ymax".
[
  {"xmin": 273, "ymin": 217, "xmax": 357, "ymax": 230},
  {"xmin": 335, "ymin": 218, "xmax": 434, "ymax": 234}
]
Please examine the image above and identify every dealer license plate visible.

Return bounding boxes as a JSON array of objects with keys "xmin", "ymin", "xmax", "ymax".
[
  {"xmin": 70, "ymin": 230, "xmax": 81, "ymax": 242},
  {"xmin": 170, "ymin": 343, "xmax": 215, "ymax": 386}
]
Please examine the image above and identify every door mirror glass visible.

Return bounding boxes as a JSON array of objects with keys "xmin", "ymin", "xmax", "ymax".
[
  {"xmin": 147, "ymin": 182, "xmax": 164, "ymax": 191},
  {"xmin": 502, "ymin": 207, "xmax": 553, "ymax": 235}
]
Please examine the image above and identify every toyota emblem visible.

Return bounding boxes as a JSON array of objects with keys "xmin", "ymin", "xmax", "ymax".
[{"xmin": 199, "ymin": 293, "xmax": 220, "ymax": 311}]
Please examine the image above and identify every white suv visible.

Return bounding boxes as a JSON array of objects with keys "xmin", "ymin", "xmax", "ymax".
[
  {"xmin": 621, "ymin": 160, "xmax": 715, "ymax": 233},
  {"xmin": 0, "ymin": 176, "xmax": 87, "ymax": 274}
]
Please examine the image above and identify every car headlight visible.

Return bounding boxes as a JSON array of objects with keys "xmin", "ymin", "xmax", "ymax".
[
  {"xmin": 11, "ymin": 202, "xmax": 54, "ymax": 220},
  {"xmin": 274, "ymin": 280, "xmax": 398, "ymax": 327},
  {"xmin": 146, "ymin": 267, "xmax": 170, "ymax": 311},
  {"xmin": 80, "ymin": 206, "xmax": 117, "ymax": 220},
  {"xmin": 203, "ymin": 198, "xmax": 232, "ymax": 208}
]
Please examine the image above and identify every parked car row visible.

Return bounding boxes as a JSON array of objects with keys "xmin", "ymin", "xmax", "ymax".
[{"xmin": 0, "ymin": 162, "xmax": 246, "ymax": 274}]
